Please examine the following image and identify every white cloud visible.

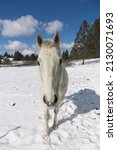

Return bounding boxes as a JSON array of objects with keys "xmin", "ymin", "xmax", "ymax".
[
  {"xmin": 4, "ymin": 40, "xmax": 29, "ymax": 50},
  {"xmin": 0, "ymin": 15, "xmax": 38, "ymax": 37},
  {"xmin": 22, "ymin": 44, "xmax": 38, "ymax": 56},
  {"xmin": 0, "ymin": 16, "xmax": 64, "ymax": 36},
  {"xmin": 3, "ymin": 40, "xmax": 38, "ymax": 55},
  {"xmin": 60, "ymin": 42, "xmax": 74, "ymax": 51},
  {"xmin": 31, "ymin": 44, "xmax": 38, "ymax": 51},
  {"xmin": 43, "ymin": 20, "xmax": 64, "ymax": 34},
  {"xmin": 22, "ymin": 49, "xmax": 34, "ymax": 56}
]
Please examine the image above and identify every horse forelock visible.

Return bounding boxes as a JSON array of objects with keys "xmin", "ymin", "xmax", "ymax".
[
  {"xmin": 39, "ymin": 40, "xmax": 61, "ymax": 58},
  {"xmin": 41, "ymin": 40, "xmax": 60, "ymax": 50}
]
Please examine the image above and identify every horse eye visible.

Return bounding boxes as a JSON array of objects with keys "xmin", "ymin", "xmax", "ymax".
[
  {"xmin": 38, "ymin": 61, "xmax": 40, "ymax": 66},
  {"xmin": 59, "ymin": 58, "xmax": 63, "ymax": 65}
]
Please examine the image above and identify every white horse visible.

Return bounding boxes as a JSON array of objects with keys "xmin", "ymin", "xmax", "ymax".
[{"xmin": 37, "ymin": 32, "xmax": 68, "ymax": 135}]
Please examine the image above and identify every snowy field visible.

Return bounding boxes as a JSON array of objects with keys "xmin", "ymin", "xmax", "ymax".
[{"xmin": 0, "ymin": 59, "xmax": 100, "ymax": 150}]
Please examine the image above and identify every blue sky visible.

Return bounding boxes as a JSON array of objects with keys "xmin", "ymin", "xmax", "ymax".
[{"xmin": 0, "ymin": 0, "xmax": 100, "ymax": 55}]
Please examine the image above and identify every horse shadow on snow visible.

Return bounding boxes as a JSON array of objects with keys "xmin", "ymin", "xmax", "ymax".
[{"xmin": 57, "ymin": 88, "xmax": 100, "ymax": 127}]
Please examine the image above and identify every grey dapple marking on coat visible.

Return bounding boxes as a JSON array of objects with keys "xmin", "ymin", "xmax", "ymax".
[{"xmin": 37, "ymin": 32, "xmax": 68, "ymax": 135}]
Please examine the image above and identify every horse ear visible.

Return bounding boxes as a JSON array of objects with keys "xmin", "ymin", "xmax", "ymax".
[
  {"xmin": 37, "ymin": 34, "xmax": 43, "ymax": 47},
  {"xmin": 54, "ymin": 32, "xmax": 60, "ymax": 46}
]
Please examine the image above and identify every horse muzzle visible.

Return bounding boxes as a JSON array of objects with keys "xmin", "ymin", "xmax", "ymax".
[{"xmin": 43, "ymin": 95, "xmax": 58, "ymax": 107}]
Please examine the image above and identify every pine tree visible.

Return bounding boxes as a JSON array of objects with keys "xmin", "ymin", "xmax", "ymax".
[
  {"xmin": 30, "ymin": 54, "xmax": 37, "ymax": 61},
  {"xmin": 0, "ymin": 54, "xmax": 3, "ymax": 59},
  {"xmin": 70, "ymin": 45, "xmax": 79, "ymax": 60},
  {"xmin": 71, "ymin": 20, "xmax": 90, "ymax": 60},
  {"xmin": 14, "ymin": 51, "xmax": 23, "ymax": 61},
  {"xmin": 84, "ymin": 18, "xmax": 100, "ymax": 58},
  {"xmin": 24, "ymin": 55, "xmax": 30, "ymax": 61},
  {"xmin": 71, "ymin": 18, "xmax": 100, "ymax": 60},
  {"xmin": 62, "ymin": 50, "xmax": 69, "ymax": 60},
  {"xmin": 74, "ymin": 20, "xmax": 90, "ymax": 48},
  {"xmin": 4, "ymin": 52, "xmax": 10, "ymax": 58}
]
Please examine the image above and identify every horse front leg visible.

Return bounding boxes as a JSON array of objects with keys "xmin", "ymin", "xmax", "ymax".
[
  {"xmin": 44, "ymin": 108, "xmax": 49, "ymax": 136},
  {"xmin": 53, "ymin": 107, "xmax": 59, "ymax": 129}
]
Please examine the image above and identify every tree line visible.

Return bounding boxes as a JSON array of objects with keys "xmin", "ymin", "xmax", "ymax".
[{"xmin": 0, "ymin": 51, "xmax": 38, "ymax": 61}]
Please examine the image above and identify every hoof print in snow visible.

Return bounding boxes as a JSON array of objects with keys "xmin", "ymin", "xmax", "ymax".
[{"xmin": 12, "ymin": 103, "xmax": 16, "ymax": 106}]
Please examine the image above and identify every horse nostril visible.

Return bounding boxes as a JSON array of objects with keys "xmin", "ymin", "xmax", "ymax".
[
  {"xmin": 54, "ymin": 95, "xmax": 58, "ymax": 104},
  {"xmin": 43, "ymin": 96, "xmax": 46, "ymax": 104},
  {"xmin": 43, "ymin": 95, "xmax": 58, "ymax": 106}
]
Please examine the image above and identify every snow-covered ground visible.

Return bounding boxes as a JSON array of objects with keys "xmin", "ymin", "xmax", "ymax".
[{"xmin": 0, "ymin": 59, "xmax": 100, "ymax": 150}]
